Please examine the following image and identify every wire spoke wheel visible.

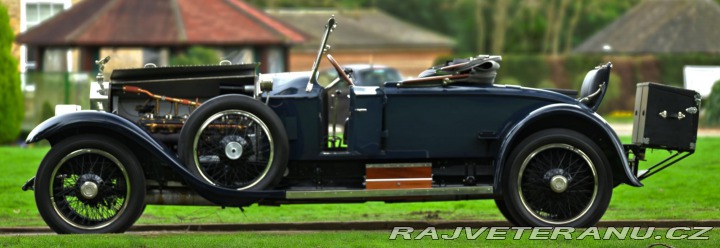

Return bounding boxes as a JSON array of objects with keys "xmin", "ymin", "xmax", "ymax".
[
  {"xmin": 179, "ymin": 95, "xmax": 289, "ymax": 192},
  {"xmin": 193, "ymin": 110, "xmax": 274, "ymax": 190},
  {"xmin": 503, "ymin": 129, "xmax": 611, "ymax": 227},
  {"xmin": 518, "ymin": 144, "xmax": 598, "ymax": 225},
  {"xmin": 35, "ymin": 135, "xmax": 145, "ymax": 234},
  {"xmin": 50, "ymin": 149, "xmax": 130, "ymax": 229}
]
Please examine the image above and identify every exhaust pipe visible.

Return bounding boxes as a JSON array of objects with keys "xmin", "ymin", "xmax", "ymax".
[{"xmin": 145, "ymin": 188, "xmax": 216, "ymax": 206}]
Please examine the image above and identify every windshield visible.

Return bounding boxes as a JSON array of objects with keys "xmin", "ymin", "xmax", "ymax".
[
  {"xmin": 318, "ymin": 67, "xmax": 403, "ymax": 88},
  {"xmin": 356, "ymin": 68, "xmax": 402, "ymax": 87}
]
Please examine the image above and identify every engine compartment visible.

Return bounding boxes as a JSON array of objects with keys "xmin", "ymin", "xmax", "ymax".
[{"xmin": 108, "ymin": 64, "xmax": 258, "ymax": 150}]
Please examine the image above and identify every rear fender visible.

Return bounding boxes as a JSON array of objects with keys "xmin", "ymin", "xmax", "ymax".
[
  {"xmin": 26, "ymin": 111, "xmax": 284, "ymax": 206},
  {"xmin": 493, "ymin": 104, "xmax": 642, "ymax": 195}
]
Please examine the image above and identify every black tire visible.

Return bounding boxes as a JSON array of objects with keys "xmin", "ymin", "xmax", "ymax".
[
  {"xmin": 494, "ymin": 198, "xmax": 520, "ymax": 226},
  {"xmin": 34, "ymin": 135, "xmax": 146, "ymax": 234},
  {"xmin": 178, "ymin": 94, "xmax": 289, "ymax": 191},
  {"xmin": 501, "ymin": 128, "xmax": 612, "ymax": 227}
]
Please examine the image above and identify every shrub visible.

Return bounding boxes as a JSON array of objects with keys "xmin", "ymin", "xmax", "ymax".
[
  {"xmin": 597, "ymin": 72, "xmax": 622, "ymax": 114},
  {"xmin": 702, "ymin": 80, "xmax": 720, "ymax": 126},
  {"xmin": 498, "ymin": 55, "xmax": 549, "ymax": 88},
  {"xmin": 40, "ymin": 101, "xmax": 54, "ymax": 122},
  {"xmin": 536, "ymin": 79, "xmax": 556, "ymax": 89},
  {"xmin": 497, "ymin": 76, "xmax": 520, "ymax": 86},
  {"xmin": 169, "ymin": 46, "xmax": 221, "ymax": 66},
  {"xmin": 0, "ymin": 4, "xmax": 23, "ymax": 144}
]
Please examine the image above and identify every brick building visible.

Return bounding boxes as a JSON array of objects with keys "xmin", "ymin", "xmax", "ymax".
[
  {"xmin": 9, "ymin": 0, "xmax": 306, "ymax": 74},
  {"xmin": 269, "ymin": 9, "xmax": 454, "ymax": 77}
]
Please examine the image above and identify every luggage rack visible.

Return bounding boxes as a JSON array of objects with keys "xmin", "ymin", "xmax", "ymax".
[{"xmin": 624, "ymin": 145, "xmax": 694, "ymax": 181}]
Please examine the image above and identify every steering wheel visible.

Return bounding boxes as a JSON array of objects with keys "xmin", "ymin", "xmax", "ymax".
[{"xmin": 326, "ymin": 54, "xmax": 354, "ymax": 86}]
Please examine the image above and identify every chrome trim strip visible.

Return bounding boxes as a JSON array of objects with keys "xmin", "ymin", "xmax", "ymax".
[
  {"xmin": 116, "ymin": 75, "xmax": 251, "ymax": 84},
  {"xmin": 286, "ymin": 186, "xmax": 493, "ymax": 199},
  {"xmin": 365, "ymin": 163, "xmax": 431, "ymax": 168},
  {"xmin": 365, "ymin": 178, "xmax": 432, "ymax": 182}
]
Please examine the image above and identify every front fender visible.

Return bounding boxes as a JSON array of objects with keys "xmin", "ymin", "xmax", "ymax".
[
  {"xmin": 26, "ymin": 111, "xmax": 285, "ymax": 206},
  {"xmin": 27, "ymin": 111, "xmax": 160, "ymax": 145},
  {"xmin": 493, "ymin": 103, "xmax": 642, "ymax": 194}
]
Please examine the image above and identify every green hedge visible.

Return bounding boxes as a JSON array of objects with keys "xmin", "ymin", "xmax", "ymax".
[
  {"xmin": 496, "ymin": 55, "xmax": 549, "ymax": 88},
  {"xmin": 170, "ymin": 46, "xmax": 221, "ymax": 66},
  {"xmin": 657, "ymin": 54, "xmax": 720, "ymax": 87},
  {"xmin": 703, "ymin": 80, "xmax": 720, "ymax": 126},
  {"xmin": 0, "ymin": 4, "xmax": 23, "ymax": 144}
]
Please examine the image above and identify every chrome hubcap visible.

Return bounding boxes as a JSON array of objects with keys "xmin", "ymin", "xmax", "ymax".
[
  {"xmin": 550, "ymin": 175, "xmax": 568, "ymax": 193},
  {"xmin": 80, "ymin": 181, "xmax": 99, "ymax": 199},
  {"xmin": 225, "ymin": 141, "xmax": 243, "ymax": 160}
]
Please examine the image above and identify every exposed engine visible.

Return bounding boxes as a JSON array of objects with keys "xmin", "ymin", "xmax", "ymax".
[
  {"xmin": 124, "ymin": 85, "xmax": 201, "ymax": 140},
  {"xmin": 107, "ymin": 63, "xmax": 260, "ymax": 149}
]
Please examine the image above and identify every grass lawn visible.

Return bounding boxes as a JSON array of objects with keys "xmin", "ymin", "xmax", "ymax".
[
  {"xmin": 601, "ymin": 114, "xmax": 634, "ymax": 124},
  {"xmin": 1, "ymin": 137, "xmax": 718, "ymax": 227},
  {"xmin": 1, "ymin": 229, "xmax": 718, "ymax": 247}
]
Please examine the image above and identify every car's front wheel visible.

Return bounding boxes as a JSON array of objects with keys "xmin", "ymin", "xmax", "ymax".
[
  {"xmin": 501, "ymin": 128, "xmax": 612, "ymax": 227},
  {"xmin": 34, "ymin": 135, "xmax": 146, "ymax": 234}
]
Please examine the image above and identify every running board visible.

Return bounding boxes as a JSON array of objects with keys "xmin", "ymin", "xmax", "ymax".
[{"xmin": 285, "ymin": 186, "xmax": 493, "ymax": 200}]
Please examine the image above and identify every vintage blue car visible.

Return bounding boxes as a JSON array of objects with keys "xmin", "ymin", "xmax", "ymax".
[{"xmin": 22, "ymin": 17, "xmax": 700, "ymax": 234}]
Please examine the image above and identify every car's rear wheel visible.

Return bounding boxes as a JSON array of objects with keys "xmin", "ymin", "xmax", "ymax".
[
  {"xmin": 502, "ymin": 128, "xmax": 612, "ymax": 227},
  {"xmin": 494, "ymin": 198, "xmax": 519, "ymax": 226},
  {"xmin": 178, "ymin": 94, "xmax": 289, "ymax": 191},
  {"xmin": 34, "ymin": 135, "xmax": 146, "ymax": 234}
]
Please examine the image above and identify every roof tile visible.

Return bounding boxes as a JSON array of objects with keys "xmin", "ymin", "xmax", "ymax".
[
  {"xmin": 16, "ymin": 0, "xmax": 306, "ymax": 46},
  {"xmin": 267, "ymin": 9, "xmax": 454, "ymax": 51},
  {"xmin": 574, "ymin": 0, "xmax": 720, "ymax": 54}
]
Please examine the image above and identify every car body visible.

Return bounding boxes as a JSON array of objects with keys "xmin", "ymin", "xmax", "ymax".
[
  {"xmin": 22, "ymin": 16, "xmax": 700, "ymax": 234},
  {"xmin": 317, "ymin": 64, "xmax": 403, "ymax": 143}
]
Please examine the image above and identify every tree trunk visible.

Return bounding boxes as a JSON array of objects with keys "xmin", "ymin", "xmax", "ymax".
[
  {"xmin": 542, "ymin": 0, "xmax": 557, "ymax": 53},
  {"xmin": 550, "ymin": 0, "xmax": 570, "ymax": 55},
  {"xmin": 564, "ymin": 1, "xmax": 583, "ymax": 54},
  {"xmin": 491, "ymin": 0, "xmax": 511, "ymax": 54},
  {"xmin": 475, "ymin": 0, "xmax": 486, "ymax": 53}
]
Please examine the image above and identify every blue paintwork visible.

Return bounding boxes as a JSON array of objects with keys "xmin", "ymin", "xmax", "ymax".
[
  {"xmin": 26, "ymin": 111, "xmax": 285, "ymax": 206},
  {"xmin": 492, "ymin": 103, "xmax": 643, "ymax": 193},
  {"xmin": 258, "ymin": 76, "xmax": 640, "ymax": 187},
  {"xmin": 348, "ymin": 86, "xmax": 384, "ymax": 155},
  {"xmin": 264, "ymin": 72, "xmax": 325, "ymax": 159},
  {"xmin": 381, "ymin": 84, "xmax": 554, "ymax": 158},
  {"xmin": 26, "ymin": 72, "xmax": 643, "ymax": 200}
]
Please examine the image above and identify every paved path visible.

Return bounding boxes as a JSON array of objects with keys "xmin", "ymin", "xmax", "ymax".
[
  {"xmin": 1, "ymin": 220, "xmax": 719, "ymax": 235},
  {"xmin": 609, "ymin": 123, "xmax": 720, "ymax": 137}
]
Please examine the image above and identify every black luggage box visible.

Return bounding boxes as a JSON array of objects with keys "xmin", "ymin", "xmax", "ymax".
[{"xmin": 631, "ymin": 83, "xmax": 701, "ymax": 151}]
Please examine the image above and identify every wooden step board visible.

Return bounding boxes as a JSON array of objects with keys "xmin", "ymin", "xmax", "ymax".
[{"xmin": 365, "ymin": 163, "xmax": 432, "ymax": 190}]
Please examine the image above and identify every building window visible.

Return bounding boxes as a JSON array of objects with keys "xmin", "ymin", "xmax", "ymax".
[
  {"xmin": 267, "ymin": 47, "xmax": 284, "ymax": 73},
  {"xmin": 20, "ymin": 0, "xmax": 71, "ymax": 72},
  {"xmin": 221, "ymin": 47, "xmax": 254, "ymax": 65},
  {"xmin": 143, "ymin": 48, "xmax": 161, "ymax": 66}
]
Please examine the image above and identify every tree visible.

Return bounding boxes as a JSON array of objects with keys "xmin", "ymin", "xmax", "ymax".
[
  {"xmin": 563, "ymin": 1, "xmax": 583, "ymax": 53},
  {"xmin": 246, "ymin": 0, "xmax": 640, "ymax": 55},
  {"xmin": 169, "ymin": 46, "xmax": 221, "ymax": 66},
  {"xmin": 549, "ymin": 0, "xmax": 570, "ymax": 55},
  {"xmin": 0, "ymin": 3, "xmax": 23, "ymax": 144},
  {"xmin": 703, "ymin": 80, "xmax": 720, "ymax": 126},
  {"xmin": 490, "ymin": 0, "xmax": 511, "ymax": 54},
  {"xmin": 474, "ymin": 0, "xmax": 486, "ymax": 53}
]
